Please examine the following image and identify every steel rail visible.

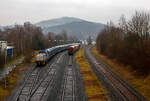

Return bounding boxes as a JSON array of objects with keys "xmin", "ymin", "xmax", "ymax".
[{"xmin": 85, "ymin": 47, "xmax": 147, "ymax": 101}]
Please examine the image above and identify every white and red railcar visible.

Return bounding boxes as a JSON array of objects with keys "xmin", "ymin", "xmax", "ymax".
[{"xmin": 68, "ymin": 44, "xmax": 80, "ymax": 55}]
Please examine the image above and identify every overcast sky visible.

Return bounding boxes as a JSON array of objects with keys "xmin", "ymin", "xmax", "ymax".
[{"xmin": 0, "ymin": 0, "xmax": 150, "ymax": 26}]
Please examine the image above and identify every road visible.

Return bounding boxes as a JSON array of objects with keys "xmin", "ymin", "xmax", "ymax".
[
  {"xmin": 9, "ymin": 51, "xmax": 87, "ymax": 101},
  {"xmin": 85, "ymin": 47, "xmax": 147, "ymax": 101}
]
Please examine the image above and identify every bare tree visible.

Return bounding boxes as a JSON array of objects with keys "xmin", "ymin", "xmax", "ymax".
[{"xmin": 96, "ymin": 11, "xmax": 150, "ymax": 75}]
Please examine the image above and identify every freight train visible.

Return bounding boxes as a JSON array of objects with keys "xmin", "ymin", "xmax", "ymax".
[{"xmin": 35, "ymin": 43, "xmax": 80, "ymax": 66}]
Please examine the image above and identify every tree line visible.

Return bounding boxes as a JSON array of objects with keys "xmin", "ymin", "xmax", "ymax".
[
  {"xmin": 0, "ymin": 22, "xmax": 77, "ymax": 69},
  {"xmin": 96, "ymin": 11, "xmax": 150, "ymax": 76}
]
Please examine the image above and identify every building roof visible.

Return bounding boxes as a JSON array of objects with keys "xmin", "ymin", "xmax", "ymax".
[
  {"xmin": 6, "ymin": 46, "xmax": 14, "ymax": 49},
  {"xmin": 0, "ymin": 41, "xmax": 7, "ymax": 43}
]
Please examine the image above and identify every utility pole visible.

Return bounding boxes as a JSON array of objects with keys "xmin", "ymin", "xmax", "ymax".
[{"xmin": 4, "ymin": 48, "xmax": 7, "ymax": 89}]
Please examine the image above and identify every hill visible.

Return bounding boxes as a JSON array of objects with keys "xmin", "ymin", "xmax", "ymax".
[
  {"xmin": 35, "ymin": 17, "xmax": 84, "ymax": 28},
  {"xmin": 36, "ymin": 17, "xmax": 105, "ymax": 39},
  {"xmin": 43, "ymin": 21, "xmax": 105, "ymax": 39}
]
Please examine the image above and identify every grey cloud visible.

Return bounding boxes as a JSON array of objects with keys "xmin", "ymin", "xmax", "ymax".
[{"xmin": 0, "ymin": 0, "xmax": 149, "ymax": 25}]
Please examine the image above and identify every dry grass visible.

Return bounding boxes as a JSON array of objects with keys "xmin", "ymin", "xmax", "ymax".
[
  {"xmin": 75, "ymin": 48, "xmax": 108, "ymax": 101},
  {"xmin": 5, "ymin": 56, "xmax": 24, "ymax": 67},
  {"xmin": 92, "ymin": 47, "xmax": 150, "ymax": 101},
  {"xmin": 0, "ymin": 63, "xmax": 28, "ymax": 101}
]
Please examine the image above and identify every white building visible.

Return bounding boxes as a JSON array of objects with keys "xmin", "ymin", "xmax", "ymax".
[
  {"xmin": 0, "ymin": 41, "xmax": 14, "ymax": 56},
  {"xmin": 0, "ymin": 41, "xmax": 7, "ymax": 51},
  {"xmin": 92, "ymin": 41, "xmax": 96, "ymax": 45}
]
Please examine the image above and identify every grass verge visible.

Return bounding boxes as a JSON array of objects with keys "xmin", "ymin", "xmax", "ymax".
[
  {"xmin": 5, "ymin": 56, "xmax": 24, "ymax": 67},
  {"xmin": 75, "ymin": 48, "xmax": 108, "ymax": 101},
  {"xmin": 0, "ymin": 63, "xmax": 29, "ymax": 101},
  {"xmin": 92, "ymin": 47, "xmax": 150, "ymax": 101}
]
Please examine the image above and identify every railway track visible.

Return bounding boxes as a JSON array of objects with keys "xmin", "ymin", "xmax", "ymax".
[
  {"xmin": 55, "ymin": 56, "xmax": 87, "ymax": 101},
  {"xmin": 57, "ymin": 57, "xmax": 76, "ymax": 101},
  {"xmin": 11, "ymin": 51, "xmax": 87, "ymax": 101},
  {"xmin": 85, "ymin": 47, "xmax": 147, "ymax": 101},
  {"xmin": 12, "ymin": 52, "xmax": 66, "ymax": 101},
  {"xmin": 14, "ymin": 67, "xmax": 41, "ymax": 101}
]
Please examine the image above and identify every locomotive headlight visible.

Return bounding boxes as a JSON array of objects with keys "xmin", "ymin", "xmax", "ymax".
[{"xmin": 36, "ymin": 53, "xmax": 45, "ymax": 61}]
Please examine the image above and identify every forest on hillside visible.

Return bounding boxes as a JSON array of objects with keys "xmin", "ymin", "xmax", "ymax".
[{"xmin": 96, "ymin": 11, "xmax": 150, "ymax": 76}]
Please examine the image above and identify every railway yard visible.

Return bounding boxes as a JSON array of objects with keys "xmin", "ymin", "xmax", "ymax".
[
  {"xmin": 8, "ymin": 50, "xmax": 87, "ymax": 101},
  {"xmin": 0, "ymin": 3, "xmax": 150, "ymax": 100},
  {"xmin": 1, "ymin": 45, "xmax": 147, "ymax": 101}
]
